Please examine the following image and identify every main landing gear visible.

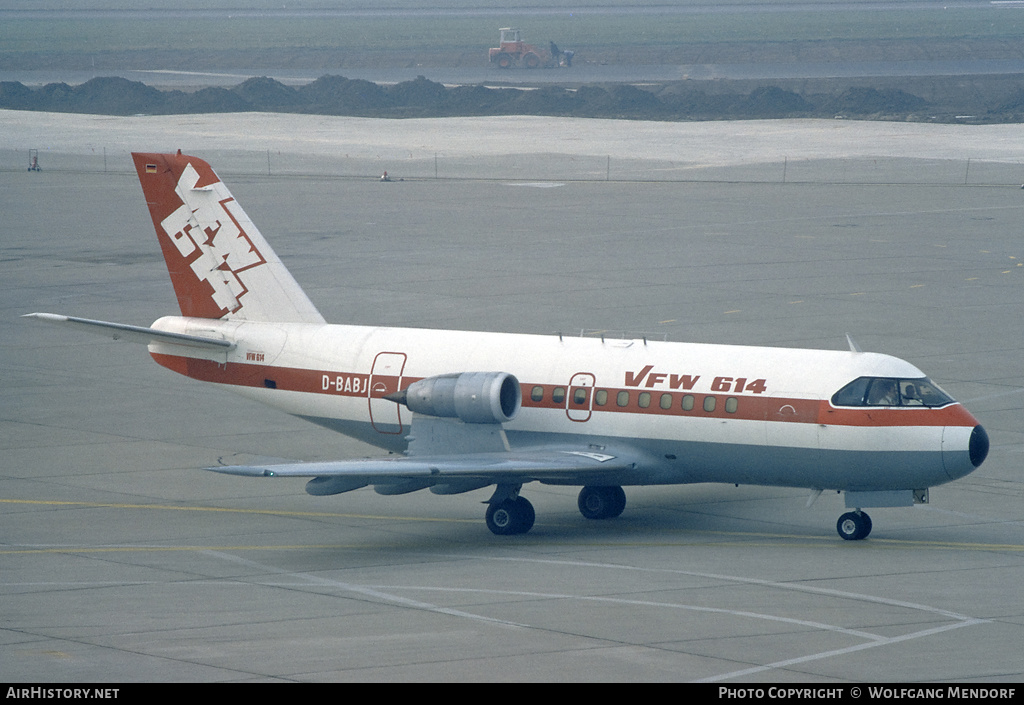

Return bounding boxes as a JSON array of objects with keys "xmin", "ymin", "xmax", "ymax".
[
  {"xmin": 485, "ymin": 496, "xmax": 535, "ymax": 535},
  {"xmin": 837, "ymin": 510, "xmax": 872, "ymax": 541},
  {"xmin": 484, "ymin": 485, "xmax": 627, "ymax": 535},
  {"xmin": 578, "ymin": 485, "xmax": 627, "ymax": 520}
]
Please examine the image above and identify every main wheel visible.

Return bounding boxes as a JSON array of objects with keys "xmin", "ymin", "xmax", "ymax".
[
  {"xmin": 486, "ymin": 496, "xmax": 535, "ymax": 535},
  {"xmin": 578, "ymin": 486, "xmax": 627, "ymax": 520},
  {"xmin": 837, "ymin": 511, "xmax": 872, "ymax": 541},
  {"xmin": 523, "ymin": 52, "xmax": 541, "ymax": 68},
  {"xmin": 496, "ymin": 53, "xmax": 514, "ymax": 68}
]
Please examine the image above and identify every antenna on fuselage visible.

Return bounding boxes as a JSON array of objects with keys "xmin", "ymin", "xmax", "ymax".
[{"xmin": 845, "ymin": 333, "xmax": 863, "ymax": 353}]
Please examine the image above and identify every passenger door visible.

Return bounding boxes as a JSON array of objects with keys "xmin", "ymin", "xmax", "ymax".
[
  {"xmin": 566, "ymin": 372, "xmax": 596, "ymax": 422},
  {"xmin": 368, "ymin": 352, "xmax": 407, "ymax": 434}
]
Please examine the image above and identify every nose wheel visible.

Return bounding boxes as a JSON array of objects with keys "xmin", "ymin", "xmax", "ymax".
[{"xmin": 837, "ymin": 510, "xmax": 872, "ymax": 541}]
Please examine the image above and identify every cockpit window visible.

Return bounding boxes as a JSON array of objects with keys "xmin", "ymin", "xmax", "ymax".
[
  {"xmin": 898, "ymin": 379, "xmax": 953, "ymax": 406},
  {"xmin": 866, "ymin": 378, "xmax": 899, "ymax": 406},
  {"xmin": 831, "ymin": 377, "xmax": 871, "ymax": 406},
  {"xmin": 831, "ymin": 376, "xmax": 955, "ymax": 408}
]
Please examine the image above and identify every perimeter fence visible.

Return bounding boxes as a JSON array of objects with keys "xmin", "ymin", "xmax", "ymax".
[{"xmin": 3, "ymin": 147, "xmax": 1022, "ymax": 185}]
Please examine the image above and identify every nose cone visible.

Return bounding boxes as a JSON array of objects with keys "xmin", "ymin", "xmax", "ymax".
[
  {"xmin": 943, "ymin": 423, "xmax": 988, "ymax": 481},
  {"xmin": 969, "ymin": 425, "xmax": 989, "ymax": 468}
]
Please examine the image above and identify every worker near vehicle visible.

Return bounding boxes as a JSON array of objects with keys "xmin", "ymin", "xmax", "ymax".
[{"xmin": 550, "ymin": 42, "xmax": 574, "ymax": 67}]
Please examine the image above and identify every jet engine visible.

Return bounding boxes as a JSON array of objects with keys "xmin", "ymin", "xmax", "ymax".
[{"xmin": 387, "ymin": 371, "xmax": 521, "ymax": 424}]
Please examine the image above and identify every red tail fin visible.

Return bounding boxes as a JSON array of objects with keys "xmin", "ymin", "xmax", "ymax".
[{"xmin": 132, "ymin": 151, "xmax": 324, "ymax": 324}]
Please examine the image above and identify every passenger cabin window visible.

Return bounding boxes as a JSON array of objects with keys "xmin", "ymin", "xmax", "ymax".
[
  {"xmin": 594, "ymin": 389, "xmax": 608, "ymax": 406},
  {"xmin": 531, "ymin": 386, "xmax": 544, "ymax": 402},
  {"xmin": 831, "ymin": 376, "xmax": 954, "ymax": 408},
  {"xmin": 552, "ymin": 387, "xmax": 566, "ymax": 404}
]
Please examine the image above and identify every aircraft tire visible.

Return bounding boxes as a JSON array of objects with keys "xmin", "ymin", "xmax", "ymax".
[
  {"xmin": 486, "ymin": 497, "xmax": 535, "ymax": 535},
  {"xmin": 837, "ymin": 511, "xmax": 872, "ymax": 541},
  {"xmin": 517, "ymin": 497, "xmax": 536, "ymax": 533},
  {"xmin": 578, "ymin": 485, "xmax": 626, "ymax": 520}
]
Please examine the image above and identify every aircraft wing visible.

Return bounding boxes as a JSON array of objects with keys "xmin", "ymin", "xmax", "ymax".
[
  {"xmin": 208, "ymin": 446, "xmax": 641, "ymax": 493},
  {"xmin": 23, "ymin": 313, "xmax": 233, "ymax": 350},
  {"xmin": 207, "ymin": 409, "xmax": 647, "ymax": 494}
]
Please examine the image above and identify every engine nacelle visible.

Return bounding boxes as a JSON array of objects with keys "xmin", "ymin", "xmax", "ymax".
[{"xmin": 391, "ymin": 371, "xmax": 521, "ymax": 424}]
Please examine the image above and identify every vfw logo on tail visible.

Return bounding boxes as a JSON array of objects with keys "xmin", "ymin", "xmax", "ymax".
[
  {"xmin": 158, "ymin": 162, "xmax": 267, "ymax": 316},
  {"xmin": 134, "ymin": 151, "xmax": 323, "ymax": 324}
]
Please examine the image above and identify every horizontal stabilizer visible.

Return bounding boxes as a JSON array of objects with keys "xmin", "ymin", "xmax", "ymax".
[{"xmin": 23, "ymin": 313, "xmax": 234, "ymax": 350}]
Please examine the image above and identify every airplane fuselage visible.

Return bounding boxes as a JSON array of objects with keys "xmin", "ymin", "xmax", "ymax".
[{"xmin": 148, "ymin": 315, "xmax": 984, "ymax": 494}]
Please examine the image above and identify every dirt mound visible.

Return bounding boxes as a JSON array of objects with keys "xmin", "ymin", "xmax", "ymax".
[
  {"xmin": 0, "ymin": 81, "xmax": 35, "ymax": 110},
  {"xmin": 297, "ymin": 75, "xmax": 388, "ymax": 114},
  {"xmin": 817, "ymin": 87, "xmax": 930, "ymax": 117},
  {"xmin": 1, "ymin": 73, "xmax": 1020, "ymax": 123},
  {"xmin": 232, "ymin": 76, "xmax": 300, "ymax": 109},
  {"xmin": 168, "ymin": 86, "xmax": 252, "ymax": 114}
]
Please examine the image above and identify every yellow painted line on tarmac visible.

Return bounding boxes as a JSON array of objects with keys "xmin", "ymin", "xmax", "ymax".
[
  {"xmin": 0, "ymin": 544, "xmax": 363, "ymax": 555},
  {"xmin": 562, "ymin": 536, "xmax": 1024, "ymax": 552},
  {"xmin": 0, "ymin": 497, "xmax": 476, "ymax": 524},
  {"xmin": 6, "ymin": 536, "xmax": 1022, "ymax": 556},
  {"xmin": 4, "ymin": 500, "xmax": 1022, "ymax": 554},
  {"xmin": 867, "ymin": 537, "xmax": 1024, "ymax": 551},
  {"xmin": 543, "ymin": 527, "xmax": 1024, "ymax": 552}
]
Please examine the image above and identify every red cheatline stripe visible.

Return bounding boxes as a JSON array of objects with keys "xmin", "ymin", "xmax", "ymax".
[{"xmin": 150, "ymin": 353, "xmax": 976, "ymax": 429}]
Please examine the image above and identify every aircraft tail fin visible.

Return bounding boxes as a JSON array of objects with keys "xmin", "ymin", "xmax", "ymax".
[{"xmin": 132, "ymin": 151, "xmax": 325, "ymax": 324}]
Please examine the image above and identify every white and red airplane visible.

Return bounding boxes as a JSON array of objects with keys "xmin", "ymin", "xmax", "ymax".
[{"xmin": 27, "ymin": 151, "xmax": 989, "ymax": 540}]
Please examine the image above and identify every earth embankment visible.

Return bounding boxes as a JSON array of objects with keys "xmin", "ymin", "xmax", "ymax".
[{"xmin": 4, "ymin": 72, "xmax": 1024, "ymax": 124}]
